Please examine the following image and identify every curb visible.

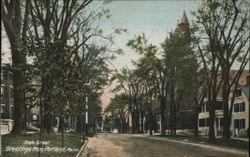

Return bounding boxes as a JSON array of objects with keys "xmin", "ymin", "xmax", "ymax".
[{"xmin": 76, "ymin": 139, "xmax": 89, "ymax": 157}]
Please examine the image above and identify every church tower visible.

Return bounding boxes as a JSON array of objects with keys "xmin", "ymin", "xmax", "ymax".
[{"xmin": 175, "ymin": 11, "xmax": 190, "ymax": 41}]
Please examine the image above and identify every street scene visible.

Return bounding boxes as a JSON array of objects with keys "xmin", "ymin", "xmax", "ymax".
[{"xmin": 1, "ymin": 0, "xmax": 250, "ymax": 157}]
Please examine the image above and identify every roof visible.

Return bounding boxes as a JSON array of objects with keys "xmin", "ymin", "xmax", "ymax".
[
  {"xmin": 180, "ymin": 10, "xmax": 189, "ymax": 24},
  {"xmin": 215, "ymin": 70, "xmax": 250, "ymax": 97},
  {"xmin": 241, "ymin": 85, "xmax": 249, "ymax": 100},
  {"xmin": 175, "ymin": 10, "xmax": 190, "ymax": 34}
]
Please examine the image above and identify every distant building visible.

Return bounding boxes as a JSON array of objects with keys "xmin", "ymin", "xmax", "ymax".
[
  {"xmin": 1, "ymin": 63, "xmax": 14, "ymax": 131},
  {"xmin": 198, "ymin": 71, "xmax": 250, "ymax": 137}
]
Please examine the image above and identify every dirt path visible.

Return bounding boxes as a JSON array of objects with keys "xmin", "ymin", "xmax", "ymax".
[
  {"xmin": 83, "ymin": 133, "xmax": 247, "ymax": 157},
  {"xmin": 85, "ymin": 134, "xmax": 131, "ymax": 157}
]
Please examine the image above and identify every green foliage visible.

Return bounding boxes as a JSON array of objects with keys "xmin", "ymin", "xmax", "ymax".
[
  {"xmin": 161, "ymin": 31, "xmax": 199, "ymax": 91},
  {"xmin": 20, "ymin": 0, "xmax": 122, "ymax": 134},
  {"xmin": 105, "ymin": 93, "xmax": 129, "ymax": 115}
]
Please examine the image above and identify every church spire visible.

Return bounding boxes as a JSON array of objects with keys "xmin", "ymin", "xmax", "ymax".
[
  {"xmin": 175, "ymin": 10, "xmax": 191, "ymax": 41},
  {"xmin": 180, "ymin": 10, "xmax": 189, "ymax": 24}
]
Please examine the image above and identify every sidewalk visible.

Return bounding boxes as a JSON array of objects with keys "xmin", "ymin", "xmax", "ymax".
[
  {"xmin": 231, "ymin": 137, "xmax": 248, "ymax": 142},
  {"xmin": 136, "ymin": 134, "xmax": 249, "ymax": 156}
]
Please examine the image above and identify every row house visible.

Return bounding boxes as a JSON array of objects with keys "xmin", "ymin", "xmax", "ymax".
[{"xmin": 198, "ymin": 71, "xmax": 249, "ymax": 137}]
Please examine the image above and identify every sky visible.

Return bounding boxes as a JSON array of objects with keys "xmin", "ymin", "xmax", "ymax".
[{"xmin": 99, "ymin": 0, "xmax": 201, "ymax": 70}]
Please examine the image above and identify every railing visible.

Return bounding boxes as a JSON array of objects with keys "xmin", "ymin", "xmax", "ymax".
[{"xmin": 215, "ymin": 110, "xmax": 223, "ymax": 116}]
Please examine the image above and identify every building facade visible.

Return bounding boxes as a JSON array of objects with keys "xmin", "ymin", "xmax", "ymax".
[
  {"xmin": 1, "ymin": 63, "xmax": 14, "ymax": 131},
  {"xmin": 198, "ymin": 71, "xmax": 249, "ymax": 137}
]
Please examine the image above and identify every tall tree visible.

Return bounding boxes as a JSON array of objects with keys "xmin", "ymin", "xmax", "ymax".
[
  {"xmin": 128, "ymin": 34, "xmax": 167, "ymax": 136},
  {"xmin": 193, "ymin": 0, "xmax": 249, "ymax": 140},
  {"xmin": 105, "ymin": 93, "xmax": 129, "ymax": 133},
  {"xmin": 25, "ymin": 0, "xmax": 117, "ymax": 134},
  {"xmin": 208, "ymin": 0, "xmax": 249, "ymax": 139},
  {"xmin": 192, "ymin": 69, "xmax": 206, "ymax": 137},
  {"xmin": 193, "ymin": 1, "xmax": 224, "ymax": 141},
  {"xmin": 26, "ymin": 0, "xmax": 94, "ymax": 133},
  {"xmin": 111, "ymin": 68, "xmax": 140, "ymax": 133},
  {"xmin": 161, "ymin": 32, "xmax": 198, "ymax": 135},
  {"xmin": 1, "ymin": 0, "xmax": 30, "ymax": 134}
]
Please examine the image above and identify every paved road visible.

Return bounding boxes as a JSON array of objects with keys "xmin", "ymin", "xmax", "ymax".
[{"xmin": 83, "ymin": 133, "xmax": 247, "ymax": 157}]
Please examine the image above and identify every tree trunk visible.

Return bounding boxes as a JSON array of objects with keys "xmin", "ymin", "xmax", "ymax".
[
  {"xmin": 11, "ymin": 49, "xmax": 26, "ymax": 134},
  {"xmin": 2, "ymin": 0, "xmax": 29, "ymax": 135},
  {"xmin": 76, "ymin": 116, "xmax": 83, "ymax": 133},
  {"xmin": 222, "ymin": 71, "xmax": 231, "ymax": 139},
  {"xmin": 43, "ymin": 101, "xmax": 54, "ymax": 134},
  {"xmin": 173, "ymin": 110, "xmax": 177, "ymax": 135},
  {"xmin": 140, "ymin": 109, "xmax": 144, "ymax": 133},
  {"xmin": 93, "ymin": 119, "xmax": 96, "ymax": 134},
  {"xmin": 118, "ymin": 118, "xmax": 121, "ymax": 133},
  {"xmin": 135, "ymin": 108, "xmax": 140, "ymax": 133},
  {"xmin": 58, "ymin": 116, "xmax": 63, "ymax": 132},
  {"xmin": 149, "ymin": 102, "xmax": 153, "ymax": 136},
  {"xmin": 60, "ymin": 115, "xmax": 64, "ymax": 147},
  {"xmin": 169, "ymin": 84, "xmax": 175, "ymax": 135},
  {"xmin": 160, "ymin": 97, "xmax": 166, "ymax": 136},
  {"xmin": 208, "ymin": 99, "xmax": 216, "ymax": 142},
  {"xmin": 127, "ymin": 116, "xmax": 130, "ymax": 133},
  {"xmin": 131, "ymin": 111, "xmax": 135, "ymax": 134},
  {"xmin": 193, "ymin": 108, "xmax": 199, "ymax": 137}
]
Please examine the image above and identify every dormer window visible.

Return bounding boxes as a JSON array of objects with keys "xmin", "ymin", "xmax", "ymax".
[{"xmin": 235, "ymin": 88, "xmax": 242, "ymax": 97}]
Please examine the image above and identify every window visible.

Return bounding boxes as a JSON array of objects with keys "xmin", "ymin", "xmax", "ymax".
[
  {"xmin": 234, "ymin": 103, "xmax": 245, "ymax": 112},
  {"xmin": 215, "ymin": 101, "xmax": 223, "ymax": 110},
  {"xmin": 199, "ymin": 119, "xmax": 205, "ymax": 127},
  {"xmin": 4, "ymin": 86, "xmax": 8, "ymax": 98},
  {"xmin": 201, "ymin": 103, "xmax": 208, "ymax": 112},
  {"xmin": 235, "ymin": 88, "xmax": 242, "ymax": 97},
  {"xmin": 201, "ymin": 103, "xmax": 205, "ymax": 112},
  {"xmin": 32, "ymin": 115, "xmax": 38, "ymax": 121},
  {"xmin": 10, "ymin": 88, "xmax": 14, "ymax": 99},
  {"xmin": 234, "ymin": 119, "xmax": 245, "ymax": 129},
  {"xmin": 156, "ymin": 115, "xmax": 160, "ymax": 121},
  {"xmin": 199, "ymin": 118, "xmax": 209, "ymax": 127},
  {"xmin": 220, "ymin": 118, "xmax": 223, "ymax": 127},
  {"xmin": 1, "ymin": 85, "xmax": 4, "ymax": 98},
  {"xmin": 1, "ymin": 70, "xmax": 4, "ymax": 80},
  {"xmin": 216, "ymin": 118, "xmax": 223, "ymax": 128}
]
